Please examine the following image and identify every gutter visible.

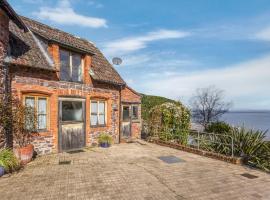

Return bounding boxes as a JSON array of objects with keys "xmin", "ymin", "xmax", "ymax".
[{"xmin": 119, "ymin": 85, "xmax": 123, "ymax": 143}]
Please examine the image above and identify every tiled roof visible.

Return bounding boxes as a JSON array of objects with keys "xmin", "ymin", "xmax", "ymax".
[
  {"xmin": 0, "ymin": 0, "xmax": 28, "ymax": 31},
  {"xmin": 9, "ymin": 20, "xmax": 55, "ymax": 71},
  {"xmin": 18, "ymin": 16, "xmax": 125, "ymax": 85}
]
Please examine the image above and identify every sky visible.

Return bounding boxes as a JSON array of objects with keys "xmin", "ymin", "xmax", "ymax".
[{"xmin": 9, "ymin": 0, "xmax": 270, "ymax": 110}]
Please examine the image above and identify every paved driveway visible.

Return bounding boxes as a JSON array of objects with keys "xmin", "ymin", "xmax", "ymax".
[{"xmin": 0, "ymin": 141, "xmax": 270, "ymax": 200}]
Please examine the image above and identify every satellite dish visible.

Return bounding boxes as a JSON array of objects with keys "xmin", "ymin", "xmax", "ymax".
[{"xmin": 112, "ymin": 57, "xmax": 122, "ymax": 65}]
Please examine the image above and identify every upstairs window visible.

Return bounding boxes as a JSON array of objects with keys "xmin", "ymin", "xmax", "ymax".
[{"xmin": 60, "ymin": 49, "xmax": 82, "ymax": 82}]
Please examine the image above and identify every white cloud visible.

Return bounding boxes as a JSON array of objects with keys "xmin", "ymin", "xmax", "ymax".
[
  {"xmin": 87, "ymin": 1, "xmax": 104, "ymax": 8},
  {"xmin": 138, "ymin": 55, "xmax": 270, "ymax": 110},
  {"xmin": 103, "ymin": 29, "xmax": 190, "ymax": 56},
  {"xmin": 254, "ymin": 27, "xmax": 270, "ymax": 41},
  {"xmin": 33, "ymin": 0, "xmax": 107, "ymax": 28}
]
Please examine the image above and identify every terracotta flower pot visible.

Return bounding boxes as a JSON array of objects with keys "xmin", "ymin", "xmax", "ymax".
[{"xmin": 14, "ymin": 144, "xmax": 34, "ymax": 165}]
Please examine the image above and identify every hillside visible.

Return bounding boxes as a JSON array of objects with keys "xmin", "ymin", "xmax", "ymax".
[{"xmin": 141, "ymin": 94, "xmax": 179, "ymax": 120}]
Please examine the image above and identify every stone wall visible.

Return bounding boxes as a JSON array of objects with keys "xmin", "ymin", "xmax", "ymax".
[
  {"xmin": 151, "ymin": 139, "xmax": 243, "ymax": 165},
  {"xmin": 0, "ymin": 9, "xmax": 9, "ymax": 93}
]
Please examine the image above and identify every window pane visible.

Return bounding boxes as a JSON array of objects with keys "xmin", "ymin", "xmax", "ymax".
[
  {"xmin": 38, "ymin": 98, "xmax": 47, "ymax": 114},
  {"xmin": 98, "ymin": 102, "xmax": 105, "ymax": 114},
  {"xmin": 38, "ymin": 98, "xmax": 47, "ymax": 129},
  {"xmin": 25, "ymin": 97, "xmax": 35, "ymax": 130},
  {"xmin": 72, "ymin": 54, "xmax": 82, "ymax": 82},
  {"xmin": 132, "ymin": 106, "xmax": 138, "ymax": 119},
  {"xmin": 38, "ymin": 114, "xmax": 46, "ymax": 129},
  {"xmin": 91, "ymin": 101, "xmax": 98, "ymax": 114},
  {"xmin": 60, "ymin": 50, "xmax": 70, "ymax": 81},
  {"xmin": 62, "ymin": 101, "xmax": 83, "ymax": 121},
  {"xmin": 25, "ymin": 97, "xmax": 35, "ymax": 108},
  {"xmin": 99, "ymin": 114, "xmax": 105, "ymax": 125},
  {"xmin": 91, "ymin": 114, "xmax": 98, "ymax": 126},
  {"xmin": 123, "ymin": 106, "xmax": 130, "ymax": 121}
]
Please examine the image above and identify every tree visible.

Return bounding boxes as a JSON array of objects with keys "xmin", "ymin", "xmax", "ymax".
[
  {"xmin": 0, "ymin": 94, "xmax": 37, "ymax": 148},
  {"xmin": 190, "ymin": 86, "xmax": 231, "ymax": 128}
]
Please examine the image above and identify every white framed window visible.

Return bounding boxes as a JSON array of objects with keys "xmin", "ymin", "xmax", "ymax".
[
  {"xmin": 60, "ymin": 49, "xmax": 83, "ymax": 82},
  {"xmin": 91, "ymin": 100, "xmax": 106, "ymax": 126},
  {"xmin": 24, "ymin": 95, "xmax": 49, "ymax": 131}
]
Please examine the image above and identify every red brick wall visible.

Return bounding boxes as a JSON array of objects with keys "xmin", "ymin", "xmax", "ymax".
[
  {"xmin": 121, "ymin": 86, "xmax": 141, "ymax": 103},
  {"xmin": 8, "ymin": 39, "xmax": 141, "ymax": 153},
  {"xmin": 11, "ymin": 66, "xmax": 121, "ymax": 154},
  {"xmin": 121, "ymin": 86, "xmax": 142, "ymax": 139}
]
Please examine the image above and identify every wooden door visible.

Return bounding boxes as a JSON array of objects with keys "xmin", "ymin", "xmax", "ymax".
[
  {"xmin": 121, "ymin": 105, "xmax": 131, "ymax": 138},
  {"xmin": 59, "ymin": 98, "xmax": 85, "ymax": 152}
]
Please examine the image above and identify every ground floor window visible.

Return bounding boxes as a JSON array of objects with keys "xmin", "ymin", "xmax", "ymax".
[
  {"xmin": 90, "ymin": 100, "xmax": 106, "ymax": 126},
  {"xmin": 24, "ymin": 95, "xmax": 49, "ymax": 131},
  {"xmin": 132, "ymin": 105, "xmax": 139, "ymax": 119}
]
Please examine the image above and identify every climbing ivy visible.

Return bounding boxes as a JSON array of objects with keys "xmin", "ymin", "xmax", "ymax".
[{"xmin": 148, "ymin": 102, "xmax": 191, "ymax": 145}]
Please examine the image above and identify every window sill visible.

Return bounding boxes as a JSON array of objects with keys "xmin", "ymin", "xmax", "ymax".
[
  {"xmin": 90, "ymin": 125, "xmax": 107, "ymax": 128},
  {"xmin": 59, "ymin": 80, "xmax": 83, "ymax": 84}
]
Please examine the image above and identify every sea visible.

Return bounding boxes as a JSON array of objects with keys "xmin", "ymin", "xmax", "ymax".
[{"xmin": 221, "ymin": 111, "xmax": 270, "ymax": 140}]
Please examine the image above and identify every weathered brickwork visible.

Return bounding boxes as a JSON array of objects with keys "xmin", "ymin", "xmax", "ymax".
[
  {"xmin": 121, "ymin": 87, "xmax": 142, "ymax": 139},
  {"xmin": 31, "ymin": 134, "xmax": 53, "ymax": 155},
  {"xmin": 11, "ymin": 66, "xmax": 121, "ymax": 154},
  {"xmin": 1, "ymin": 4, "xmax": 141, "ymax": 154},
  {"xmin": 0, "ymin": 9, "xmax": 9, "ymax": 93},
  {"xmin": 121, "ymin": 86, "xmax": 141, "ymax": 103}
]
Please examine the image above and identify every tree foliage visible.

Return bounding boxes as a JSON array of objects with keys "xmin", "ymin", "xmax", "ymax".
[
  {"xmin": 149, "ymin": 102, "xmax": 191, "ymax": 145},
  {"xmin": 141, "ymin": 94, "xmax": 178, "ymax": 121},
  {"xmin": 205, "ymin": 121, "xmax": 232, "ymax": 134},
  {"xmin": 190, "ymin": 86, "xmax": 231, "ymax": 127}
]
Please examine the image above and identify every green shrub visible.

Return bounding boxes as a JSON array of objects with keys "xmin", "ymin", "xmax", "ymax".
[
  {"xmin": 98, "ymin": 133, "xmax": 113, "ymax": 145},
  {"xmin": 205, "ymin": 121, "xmax": 231, "ymax": 134},
  {"xmin": 201, "ymin": 127, "xmax": 270, "ymax": 172},
  {"xmin": 0, "ymin": 148, "xmax": 20, "ymax": 172},
  {"xmin": 141, "ymin": 94, "xmax": 178, "ymax": 121},
  {"xmin": 149, "ymin": 102, "xmax": 190, "ymax": 145}
]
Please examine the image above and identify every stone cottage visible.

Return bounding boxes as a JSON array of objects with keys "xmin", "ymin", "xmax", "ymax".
[{"xmin": 0, "ymin": 0, "xmax": 141, "ymax": 154}]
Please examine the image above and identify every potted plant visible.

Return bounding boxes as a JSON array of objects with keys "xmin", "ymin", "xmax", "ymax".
[
  {"xmin": 12, "ymin": 100, "xmax": 37, "ymax": 164},
  {"xmin": 0, "ymin": 148, "xmax": 20, "ymax": 176},
  {"xmin": 98, "ymin": 133, "xmax": 113, "ymax": 148}
]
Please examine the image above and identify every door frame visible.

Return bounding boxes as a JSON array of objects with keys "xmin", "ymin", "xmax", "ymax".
[
  {"xmin": 58, "ymin": 97, "xmax": 86, "ymax": 152},
  {"xmin": 121, "ymin": 104, "xmax": 132, "ymax": 139}
]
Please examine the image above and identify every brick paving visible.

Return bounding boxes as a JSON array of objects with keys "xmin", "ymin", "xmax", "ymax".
[{"xmin": 0, "ymin": 141, "xmax": 269, "ymax": 200}]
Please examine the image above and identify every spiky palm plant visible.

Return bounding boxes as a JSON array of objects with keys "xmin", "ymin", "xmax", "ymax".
[
  {"xmin": 201, "ymin": 127, "xmax": 269, "ymax": 171},
  {"xmin": 0, "ymin": 148, "xmax": 20, "ymax": 172}
]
